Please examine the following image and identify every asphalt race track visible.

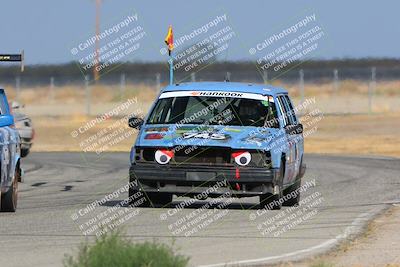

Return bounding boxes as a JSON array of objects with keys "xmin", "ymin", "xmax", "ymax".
[{"xmin": 0, "ymin": 152, "xmax": 399, "ymax": 267}]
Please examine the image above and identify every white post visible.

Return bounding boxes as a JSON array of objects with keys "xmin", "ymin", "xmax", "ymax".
[
  {"xmin": 16, "ymin": 76, "xmax": 21, "ymax": 102},
  {"xmin": 299, "ymin": 69, "xmax": 304, "ymax": 104},
  {"xmin": 263, "ymin": 70, "xmax": 268, "ymax": 84},
  {"xmin": 50, "ymin": 76, "xmax": 55, "ymax": 102},
  {"xmin": 85, "ymin": 76, "xmax": 91, "ymax": 116},
  {"xmin": 368, "ymin": 67, "xmax": 376, "ymax": 114},
  {"xmin": 226, "ymin": 72, "xmax": 231, "ymax": 81},
  {"xmin": 156, "ymin": 73, "xmax": 161, "ymax": 92},
  {"xmin": 120, "ymin": 73, "xmax": 126, "ymax": 101},
  {"xmin": 191, "ymin": 72, "xmax": 196, "ymax": 82},
  {"xmin": 333, "ymin": 69, "xmax": 339, "ymax": 92}
]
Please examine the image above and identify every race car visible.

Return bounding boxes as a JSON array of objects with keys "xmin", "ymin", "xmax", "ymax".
[
  {"xmin": 0, "ymin": 89, "xmax": 22, "ymax": 212},
  {"xmin": 128, "ymin": 82, "xmax": 305, "ymax": 209},
  {"xmin": 11, "ymin": 102, "xmax": 34, "ymax": 157}
]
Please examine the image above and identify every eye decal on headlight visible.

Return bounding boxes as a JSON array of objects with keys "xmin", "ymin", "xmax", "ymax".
[
  {"xmin": 155, "ymin": 149, "xmax": 174, "ymax": 164},
  {"xmin": 232, "ymin": 151, "xmax": 251, "ymax": 166}
]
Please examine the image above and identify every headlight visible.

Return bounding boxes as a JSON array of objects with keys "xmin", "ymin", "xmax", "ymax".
[
  {"xmin": 232, "ymin": 151, "xmax": 251, "ymax": 166},
  {"xmin": 155, "ymin": 149, "xmax": 174, "ymax": 164}
]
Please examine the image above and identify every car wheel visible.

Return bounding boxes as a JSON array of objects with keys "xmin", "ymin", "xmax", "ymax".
[
  {"xmin": 282, "ymin": 178, "xmax": 301, "ymax": 206},
  {"xmin": 283, "ymin": 158, "xmax": 303, "ymax": 207},
  {"xmin": 21, "ymin": 148, "xmax": 29, "ymax": 158},
  {"xmin": 260, "ymin": 159, "xmax": 284, "ymax": 210},
  {"xmin": 1, "ymin": 167, "xmax": 20, "ymax": 212}
]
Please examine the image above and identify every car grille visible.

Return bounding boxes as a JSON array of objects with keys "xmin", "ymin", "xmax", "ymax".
[
  {"xmin": 136, "ymin": 146, "xmax": 271, "ymax": 168},
  {"xmin": 173, "ymin": 146, "xmax": 231, "ymax": 165}
]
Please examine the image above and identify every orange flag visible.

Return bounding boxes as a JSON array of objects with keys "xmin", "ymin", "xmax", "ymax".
[{"xmin": 164, "ymin": 25, "xmax": 174, "ymax": 56}]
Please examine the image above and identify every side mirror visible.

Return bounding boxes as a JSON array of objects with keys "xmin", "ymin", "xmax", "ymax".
[
  {"xmin": 285, "ymin": 123, "xmax": 303, "ymax": 135},
  {"xmin": 128, "ymin": 116, "xmax": 144, "ymax": 130},
  {"xmin": 0, "ymin": 115, "xmax": 14, "ymax": 127}
]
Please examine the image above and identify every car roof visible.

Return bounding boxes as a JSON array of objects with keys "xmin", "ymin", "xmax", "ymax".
[{"xmin": 161, "ymin": 82, "xmax": 288, "ymax": 96}]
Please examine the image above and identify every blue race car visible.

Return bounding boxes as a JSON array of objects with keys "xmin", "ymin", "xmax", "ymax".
[
  {"xmin": 0, "ymin": 89, "xmax": 22, "ymax": 212},
  {"xmin": 128, "ymin": 82, "xmax": 305, "ymax": 209}
]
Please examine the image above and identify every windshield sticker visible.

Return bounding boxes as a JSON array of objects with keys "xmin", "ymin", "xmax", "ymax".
[
  {"xmin": 261, "ymin": 100, "xmax": 269, "ymax": 106},
  {"xmin": 159, "ymin": 91, "xmax": 270, "ymax": 101}
]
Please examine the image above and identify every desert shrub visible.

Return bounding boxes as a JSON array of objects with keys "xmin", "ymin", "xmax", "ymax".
[{"xmin": 63, "ymin": 230, "xmax": 189, "ymax": 267}]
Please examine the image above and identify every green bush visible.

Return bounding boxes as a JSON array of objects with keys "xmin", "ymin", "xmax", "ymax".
[
  {"xmin": 64, "ymin": 231, "xmax": 189, "ymax": 267},
  {"xmin": 310, "ymin": 261, "xmax": 335, "ymax": 267}
]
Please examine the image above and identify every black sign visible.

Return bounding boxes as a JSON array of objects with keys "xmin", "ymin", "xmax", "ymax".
[{"xmin": 0, "ymin": 54, "xmax": 22, "ymax": 62}]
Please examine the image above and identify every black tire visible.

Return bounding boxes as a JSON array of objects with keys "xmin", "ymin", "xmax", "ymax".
[
  {"xmin": 260, "ymin": 159, "xmax": 285, "ymax": 210},
  {"xmin": 283, "ymin": 157, "xmax": 303, "ymax": 207},
  {"xmin": 260, "ymin": 192, "xmax": 282, "ymax": 210},
  {"xmin": 282, "ymin": 178, "xmax": 301, "ymax": 206},
  {"xmin": 1, "ymin": 167, "xmax": 20, "ymax": 212},
  {"xmin": 21, "ymin": 148, "xmax": 29, "ymax": 158}
]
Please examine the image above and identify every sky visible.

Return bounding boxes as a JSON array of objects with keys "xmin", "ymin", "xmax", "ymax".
[{"xmin": 0, "ymin": 0, "xmax": 399, "ymax": 65}]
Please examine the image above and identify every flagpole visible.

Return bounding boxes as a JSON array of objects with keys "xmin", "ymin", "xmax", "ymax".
[
  {"xmin": 165, "ymin": 25, "xmax": 174, "ymax": 85},
  {"xmin": 169, "ymin": 52, "xmax": 173, "ymax": 85}
]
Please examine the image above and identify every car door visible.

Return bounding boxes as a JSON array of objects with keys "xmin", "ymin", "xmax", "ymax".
[
  {"xmin": 283, "ymin": 95, "xmax": 303, "ymax": 179},
  {"xmin": 0, "ymin": 90, "xmax": 15, "ymax": 190},
  {"xmin": 276, "ymin": 95, "xmax": 296, "ymax": 186}
]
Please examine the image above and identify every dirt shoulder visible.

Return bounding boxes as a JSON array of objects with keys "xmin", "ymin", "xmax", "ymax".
[{"xmin": 291, "ymin": 205, "xmax": 400, "ymax": 267}]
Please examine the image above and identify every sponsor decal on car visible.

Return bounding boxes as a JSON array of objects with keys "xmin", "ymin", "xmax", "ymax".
[
  {"xmin": 159, "ymin": 91, "xmax": 273, "ymax": 101},
  {"xmin": 182, "ymin": 131, "xmax": 230, "ymax": 140}
]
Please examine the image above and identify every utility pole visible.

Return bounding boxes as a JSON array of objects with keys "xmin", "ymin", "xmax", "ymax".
[{"xmin": 93, "ymin": 0, "xmax": 101, "ymax": 82}]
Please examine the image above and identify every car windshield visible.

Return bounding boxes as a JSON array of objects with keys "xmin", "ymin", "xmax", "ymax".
[{"xmin": 147, "ymin": 95, "xmax": 279, "ymax": 127}]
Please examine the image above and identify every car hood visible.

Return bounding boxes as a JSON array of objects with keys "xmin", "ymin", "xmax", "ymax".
[{"xmin": 137, "ymin": 124, "xmax": 282, "ymax": 150}]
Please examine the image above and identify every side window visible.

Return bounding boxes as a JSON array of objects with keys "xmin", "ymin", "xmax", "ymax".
[
  {"xmin": 276, "ymin": 97, "xmax": 287, "ymax": 127},
  {"xmin": 0, "ymin": 96, "xmax": 7, "ymax": 115},
  {"xmin": 277, "ymin": 96, "xmax": 291, "ymax": 126},
  {"xmin": 278, "ymin": 95, "xmax": 297, "ymax": 125},
  {"xmin": 147, "ymin": 98, "xmax": 173, "ymax": 124},
  {"xmin": 283, "ymin": 95, "xmax": 298, "ymax": 124}
]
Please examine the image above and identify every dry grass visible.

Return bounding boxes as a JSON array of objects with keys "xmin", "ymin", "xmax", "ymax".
[
  {"xmin": 4, "ymin": 83, "xmax": 160, "ymax": 105},
  {"xmin": 304, "ymin": 113, "xmax": 400, "ymax": 157}
]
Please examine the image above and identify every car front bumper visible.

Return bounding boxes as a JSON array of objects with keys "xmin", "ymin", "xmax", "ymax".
[{"xmin": 129, "ymin": 163, "xmax": 281, "ymax": 196}]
